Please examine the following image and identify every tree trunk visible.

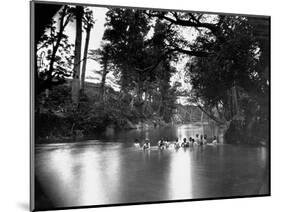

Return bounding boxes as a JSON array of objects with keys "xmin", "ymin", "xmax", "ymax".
[
  {"xmin": 200, "ymin": 111, "xmax": 204, "ymax": 122},
  {"xmin": 142, "ymin": 91, "xmax": 148, "ymax": 115},
  {"xmin": 81, "ymin": 24, "xmax": 92, "ymax": 92},
  {"xmin": 129, "ymin": 97, "xmax": 135, "ymax": 110},
  {"xmin": 47, "ymin": 6, "xmax": 68, "ymax": 84},
  {"xmin": 136, "ymin": 81, "xmax": 142, "ymax": 103},
  {"xmin": 157, "ymin": 95, "xmax": 163, "ymax": 116},
  {"xmin": 71, "ymin": 6, "xmax": 83, "ymax": 106},
  {"xmin": 232, "ymin": 85, "xmax": 240, "ymax": 116},
  {"xmin": 100, "ymin": 58, "xmax": 108, "ymax": 100}
]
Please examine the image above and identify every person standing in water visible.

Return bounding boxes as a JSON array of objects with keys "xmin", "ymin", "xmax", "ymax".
[
  {"xmin": 203, "ymin": 135, "xmax": 208, "ymax": 145},
  {"xmin": 174, "ymin": 137, "xmax": 180, "ymax": 149},
  {"xmin": 212, "ymin": 136, "xmax": 218, "ymax": 144},
  {"xmin": 181, "ymin": 138, "xmax": 189, "ymax": 147},
  {"xmin": 194, "ymin": 134, "xmax": 200, "ymax": 145},
  {"xmin": 143, "ymin": 139, "xmax": 151, "ymax": 149},
  {"xmin": 134, "ymin": 138, "xmax": 141, "ymax": 148},
  {"xmin": 158, "ymin": 138, "xmax": 165, "ymax": 149},
  {"xmin": 200, "ymin": 135, "xmax": 204, "ymax": 145},
  {"xmin": 188, "ymin": 137, "xmax": 193, "ymax": 146}
]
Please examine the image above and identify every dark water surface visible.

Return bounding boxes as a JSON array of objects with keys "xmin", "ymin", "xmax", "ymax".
[{"xmin": 35, "ymin": 124, "xmax": 269, "ymax": 209}]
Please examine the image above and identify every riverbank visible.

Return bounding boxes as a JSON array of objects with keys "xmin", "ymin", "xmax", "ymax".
[
  {"xmin": 36, "ymin": 120, "xmax": 268, "ymax": 148},
  {"xmin": 36, "ymin": 111, "xmax": 172, "ymax": 143}
]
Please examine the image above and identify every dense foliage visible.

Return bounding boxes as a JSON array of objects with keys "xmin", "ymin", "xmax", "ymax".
[
  {"xmin": 187, "ymin": 16, "xmax": 269, "ymax": 144},
  {"xmin": 35, "ymin": 5, "xmax": 269, "ymax": 145}
]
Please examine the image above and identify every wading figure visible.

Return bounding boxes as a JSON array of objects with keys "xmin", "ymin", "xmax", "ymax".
[
  {"xmin": 199, "ymin": 135, "xmax": 204, "ymax": 145},
  {"xmin": 194, "ymin": 134, "xmax": 200, "ymax": 145},
  {"xmin": 174, "ymin": 137, "xmax": 180, "ymax": 149},
  {"xmin": 164, "ymin": 137, "xmax": 170, "ymax": 148},
  {"xmin": 181, "ymin": 138, "xmax": 189, "ymax": 147},
  {"xmin": 158, "ymin": 138, "xmax": 165, "ymax": 149},
  {"xmin": 189, "ymin": 138, "xmax": 195, "ymax": 146},
  {"xmin": 212, "ymin": 136, "xmax": 218, "ymax": 145},
  {"xmin": 188, "ymin": 137, "xmax": 193, "ymax": 146},
  {"xmin": 143, "ymin": 139, "xmax": 151, "ymax": 150},
  {"xmin": 134, "ymin": 138, "xmax": 141, "ymax": 148},
  {"xmin": 203, "ymin": 135, "xmax": 208, "ymax": 145}
]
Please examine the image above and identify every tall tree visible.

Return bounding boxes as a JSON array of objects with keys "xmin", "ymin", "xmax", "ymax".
[
  {"xmin": 36, "ymin": 5, "xmax": 74, "ymax": 94},
  {"xmin": 71, "ymin": 6, "xmax": 83, "ymax": 106},
  {"xmin": 81, "ymin": 8, "xmax": 95, "ymax": 92},
  {"xmin": 103, "ymin": 8, "xmax": 151, "ymax": 95},
  {"xmin": 89, "ymin": 43, "xmax": 113, "ymax": 100},
  {"xmin": 102, "ymin": 9, "xmax": 178, "ymax": 119},
  {"xmin": 98, "ymin": 44, "xmax": 111, "ymax": 100}
]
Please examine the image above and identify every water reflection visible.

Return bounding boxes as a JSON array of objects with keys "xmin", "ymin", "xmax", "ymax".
[
  {"xmin": 168, "ymin": 149, "xmax": 192, "ymax": 199},
  {"xmin": 35, "ymin": 124, "xmax": 269, "ymax": 209}
]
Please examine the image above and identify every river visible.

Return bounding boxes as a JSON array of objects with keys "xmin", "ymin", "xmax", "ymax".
[{"xmin": 34, "ymin": 124, "xmax": 269, "ymax": 209}]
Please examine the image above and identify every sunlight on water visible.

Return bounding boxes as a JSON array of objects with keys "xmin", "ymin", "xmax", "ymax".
[
  {"xmin": 79, "ymin": 150, "xmax": 107, "ymax": 205},
  {"xmin": 168, "ymin": 149, "xmax": 192, "ymax": 199},
  {"xmin": 35, "ymin": 124, "xmax": 269, "ymax": 208}
]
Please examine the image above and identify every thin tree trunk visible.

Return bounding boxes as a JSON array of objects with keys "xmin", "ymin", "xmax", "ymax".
[
  {"xmin": 157, "ymin": 96, "xmax": 163, "ymax": 116},
  {"xmin": 100, "ymin": 58, "xmax": 108, "ymax": 100},
  {"xmin": 188, "ymin": 108, "xmax": 193, "ymax": 122},
  {"xmin": 136, "ymin": 81, "xmax": 142, "ymax": 103},
  {"xmin": 200, "ymin": 111, "xmax": 204, "ymax": 122},
  {"xmin": 226, "ymin": 89, "xmax": 233, "ymax": 119},
  {"xmin": 142, "ymin": 91, "xmax": 148, "ymax": 115},
  {"xmin": 129, "ymin": 97, "xmax": 135, "ymax": 110},
  {"xmin": 47, "ymin": 6, "xmax": 68, "ymax": 84},
  {"xmin": 72, "ymin": 6, "xmax": 83, "ymax": 106},
  {"xmin": 81, "ymin": 24, "xmax": 92, "ymax": 92},
  {"xmin": 232, "ymin": 85, "xmax": 239, "ymax": 116}
]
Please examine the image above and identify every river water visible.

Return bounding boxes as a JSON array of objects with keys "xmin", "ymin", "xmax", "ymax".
[{"xmin": 35, "ymin": 124, "xmax": 269, "ymax": 209}]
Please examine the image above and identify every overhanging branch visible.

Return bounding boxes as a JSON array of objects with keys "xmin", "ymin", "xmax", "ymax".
[
  {"xmin": 145, "ymin": 11, "xmax": 219, "ymax": 34},
  {"xmin": 197, "ymin": 104, "xmax": 225, "ymax": 125},
  {"xmin": 170, "ymin": 47, "xmax": 209, "ymax": 57}
]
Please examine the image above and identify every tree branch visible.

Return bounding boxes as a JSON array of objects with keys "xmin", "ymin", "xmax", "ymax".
[
  {"xmin": 145, "ymin": 11, "xmax": 219, "ymax": 34},
  {"xmin": 188, "ymin": 13, "xmax": 200, "ymax": 24},
  {"xmin": 196, "ymin": 104, "xmax": 225, "ymax": 125},
  {"xmin": 170, "ymin": 47, "xmax": 209, "ymax": 57}
]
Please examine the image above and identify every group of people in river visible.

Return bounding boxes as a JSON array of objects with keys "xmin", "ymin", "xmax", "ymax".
[{"xmin": 134, "ymin": 134, "xmax": 218, "ymax": 150}]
